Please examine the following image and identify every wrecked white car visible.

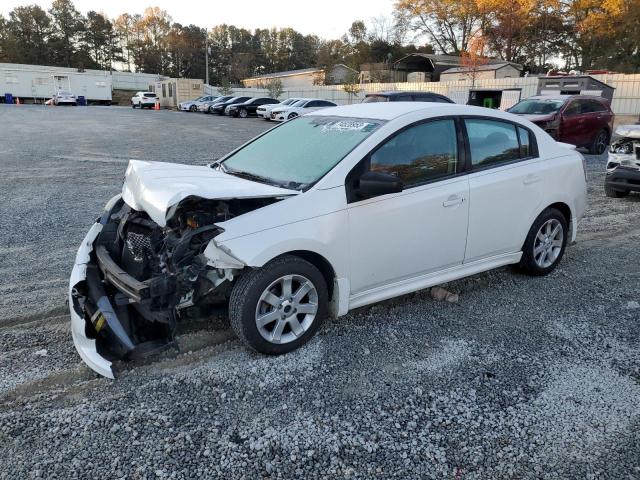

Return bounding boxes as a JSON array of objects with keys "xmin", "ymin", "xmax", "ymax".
[
  {"xmin": 605, "ymin": 124, "xmax": 640, "ymax": 198},
  {"xmin": 70, "ymin": 103, "xmax": 587, "ymax": 378}
]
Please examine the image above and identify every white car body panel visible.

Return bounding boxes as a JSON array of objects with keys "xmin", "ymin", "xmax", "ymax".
[
  {"xmin": 131, "ymin": 92, "xmax": 157, "ymax": 107},
  {"xmin": 257, "ymin": 98, "xmax": 303, "ymax": 119},
  {"xmin": 70, "ymin": 102, "xmax": 588, "ymax": 378},
  {"xmin": 121, "ymin": 160, "xmax": 299, "ymax": 227},
  {"xmin": 69, "ymin": 222, "xmax": 115, "ymax": 379}
]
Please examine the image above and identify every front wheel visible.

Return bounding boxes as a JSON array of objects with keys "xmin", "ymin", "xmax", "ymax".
[
  {"xmin": 287, "ymin": 112, "xmax": 298, "ymax": 120},
  {"xmin": 518, "ymin": 208, "xmax": 568, "ymax": 276},
  {"xmin": 589, "ymin": 130, "xmax": 609, "ymax": 155},
  {"xmin": 132, "ymin": 103, "xmax": 137, "ymax": 108},
  {"xmin": 189, "ymin": 105, "xmax": 197, "ymax": 112},
  {"xmin": 239, "ymin": 108, "xmax": 248, "ymax": 118},
  {"xmin": 229, "ymin": 255, "xmax": 328, "ymax": 354}
]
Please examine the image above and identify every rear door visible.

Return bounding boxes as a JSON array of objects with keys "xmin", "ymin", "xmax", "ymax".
[{"xmin": 464, "ymin": 118, "xmax": 546, "ymax": 261}]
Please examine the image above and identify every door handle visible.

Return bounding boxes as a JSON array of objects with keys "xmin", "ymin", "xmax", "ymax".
[
  {"xmin": 523, "ymin": 174, "xmax": 541, "ymax": 185},
  {"xmin": 443, "ymin": 195, "xmax": 464, "ymax": 207}
]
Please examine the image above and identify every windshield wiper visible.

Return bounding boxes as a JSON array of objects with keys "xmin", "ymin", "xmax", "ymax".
[{"xmin": 225, "ymin": 168, "xmax": 277, "ymax": 186}]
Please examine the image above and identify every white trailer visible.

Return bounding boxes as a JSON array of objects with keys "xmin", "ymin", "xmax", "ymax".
[{"xmin": 0, "ymin": 62, "xmax": 112, "ymax": 103}]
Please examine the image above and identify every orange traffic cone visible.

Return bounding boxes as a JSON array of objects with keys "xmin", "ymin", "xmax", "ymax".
[
  {"xmin": 154, "ymin": 100, "xmax": 160, "ymax": 110},
  {"xmin": 15, "ymin": 97, "xmax": 20, "ymax": 105}
]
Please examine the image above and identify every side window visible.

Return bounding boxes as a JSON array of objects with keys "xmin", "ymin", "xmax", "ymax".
[
  {"xmin": 306, "ymin": 101, "xmax": 319, "ymax": 107},
  {"xmin": 586, "ymin": 99, "xmax": 606, "ymax": 113},
  {"xmin": 518, "ymin": 127, "xmax": 533, "ymax": 158},
  {"xmin": 465, "ymin": 119, "xmax": 520, "ymax": 167},
  {"xmin": 370, "ymin": 119, "xmax": 458, "ymax": 187},
  {"xmin": 564, "ymin": 101, "xmax": 580, "ymax": 116}
]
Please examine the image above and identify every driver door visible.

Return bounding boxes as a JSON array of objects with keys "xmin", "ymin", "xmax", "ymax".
[{"xmin": 346, "ymin": 118, "xmax": 470, "ymax": 294}]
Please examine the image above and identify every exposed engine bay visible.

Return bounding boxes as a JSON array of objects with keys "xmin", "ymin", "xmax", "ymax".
[{"xmin": 70, "ymin": 195, "xmax": 278, "ymax": 365}]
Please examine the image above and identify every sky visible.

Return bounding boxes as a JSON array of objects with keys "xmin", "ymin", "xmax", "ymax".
[{"xmin": 1, "ymin": 0, "xmax": 396, "ymax": 39}]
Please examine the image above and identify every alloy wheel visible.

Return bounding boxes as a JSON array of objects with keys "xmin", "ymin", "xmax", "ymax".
[
  {"xmin": 255, "ymin": 274, "xmax": 318, "ymax": 344},
  {"xmin": 595, "ymin": 132, "xmax": 608, "ymax": 155},
  {"xmin": 533, "ymin": 219, "xmax": 564, "ymax": 268}
]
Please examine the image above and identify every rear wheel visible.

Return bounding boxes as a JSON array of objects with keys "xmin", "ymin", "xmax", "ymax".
[
  {"xmin": 229, "ymin": 255, "xmax": 328, "ymax": 354},
  {"xmin": 518, "ymin": 208, "xmax": 568, "ymax": 276},
  {"xmin": 589, "ymin": 129, "xmax": 609, "ymax": 155},
  {"xmin": 605, "ymin": 183, "xmax": 629, "ymax": 198}
]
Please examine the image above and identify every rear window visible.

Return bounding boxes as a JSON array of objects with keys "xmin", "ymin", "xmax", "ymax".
[
  {"xmin": 143, "ymin": 93, "xmax": 156, "ymax": 97},
  {"xmin": 362, "ymin": 95, "xmax": 389, "ymax": 103}
]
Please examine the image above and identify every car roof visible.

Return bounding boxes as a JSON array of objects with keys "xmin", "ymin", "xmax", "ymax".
[
  {"xmin": 312, "ymin": 102, "xmax": 526, "ymax": 121},
  {"xmin": 368, "ymin": 91, "xmax": 446, "ymax": 97},
  {"xmin": 525, "ymin": 95, "xmax": 607, "ymax": 102}
]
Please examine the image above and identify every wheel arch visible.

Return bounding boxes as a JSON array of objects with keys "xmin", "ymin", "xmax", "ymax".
[{"xmin": 526, "ymin": 201, "xmax": 575, "ymax": 248}]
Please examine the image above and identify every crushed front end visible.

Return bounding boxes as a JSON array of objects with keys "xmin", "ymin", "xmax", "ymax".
[
  {"xmin": 69, "ymin": 195, "xmax": 253, "ymax": 378},
  {"xmin": 605, "ymin": 126, "xmax": 640, "ymax": 194}
]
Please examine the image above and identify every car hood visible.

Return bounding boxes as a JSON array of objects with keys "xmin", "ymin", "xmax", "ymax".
[
  {"xmin": 516, "ymin": 113, "xmax": 557, "ymax": 123},
  {"xmin": 614, "ymin": 124, "xmax": 640, "ymax": 138},
  {"xmin": 121, "ymin": 160, "xmax": 299, "ymax": 227}
]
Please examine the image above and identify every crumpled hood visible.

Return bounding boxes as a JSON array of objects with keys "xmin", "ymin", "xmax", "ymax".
[
  {"xmin": 518, "ymin": 113, "xmax": 556, "ymax": 123},
  {"xmin": 121, "ymin": 160, "xmax": 299, "ymax": 226},
  {"xmin": 614, "ymin": 124, "xmax": 640, "ymax": 139}
]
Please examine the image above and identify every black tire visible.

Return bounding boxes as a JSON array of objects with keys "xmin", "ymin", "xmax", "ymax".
[
  {"xmin": 589, "ymin": 129, "xmax": 609, "ymax": 155},
  {"xmin": 229, "ymin": 255, "xmax": 328, "ymax": 355},
  {"xmin": 132, "ymin": 103, "xmax": 137, "ymax": 108},
  {"xmin": 605, "ymin": 183, "xmax": 629, "ymax": 198},
  {"xmin": 239, "ymin": 108, "xmax": 248, "ymax": 118},
  {"xmin": 189, "ymin": 105, "xmax": 197, "ymax": 112},
  {"xmin": 287, "ymin": 112, "xmax": 298, "ymax": 120},
  {"xmin": 518, "ymin": 208, "xmax": 569, "ymax": 276}
]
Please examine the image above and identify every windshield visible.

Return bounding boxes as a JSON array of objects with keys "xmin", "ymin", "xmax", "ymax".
[
  {"xmin": 221, "ymin": 116, "xmax": 384, "ymax": 189},
  {"xmin": 362, "ymin": 95, "xmax": 389, "ymax": 103},
  {"xmin": 509, "ymin": 99, "xmax": 564, "ymax": 115}
]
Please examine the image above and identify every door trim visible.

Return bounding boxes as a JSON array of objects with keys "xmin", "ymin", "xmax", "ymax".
[{"xmin": 348, "ymin": 251, "xmax": 522, "ymax": 310}]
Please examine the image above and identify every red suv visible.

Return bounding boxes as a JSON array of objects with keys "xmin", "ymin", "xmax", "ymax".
[{"xmin": 508, "ymin": 95, "xmax": 614, "ymax": 154}]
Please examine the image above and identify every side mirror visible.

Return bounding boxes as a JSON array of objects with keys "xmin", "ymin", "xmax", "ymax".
[{"xmin": 357, "ymin": 171, "xmax": 403, "ymax": 199}]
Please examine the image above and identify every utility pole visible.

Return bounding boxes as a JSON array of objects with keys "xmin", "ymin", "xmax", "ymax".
[{"xmin": 205, "ymin": 28, "xmax": 209, "ymax": 86}]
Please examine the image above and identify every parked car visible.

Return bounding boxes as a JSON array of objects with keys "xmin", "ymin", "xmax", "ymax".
[
  {"xmin": 179, "ymin": 95, "xmax": 218, "ymax": 112},
  {"xmin": 69, "ymin": 102, "xmax": 587, "ymax": 378},
  {"xmin": 53, "ymin": 90, "xmax": 77, "ymax": 106},
  {"xmin": 199, "ymin": 96, "xmax": 233, "ymax": 113},
  {"xmin": 604, "ymin": 124, "xmax": 640, "ymax": 198},
  {"xmin": 257, "ymin": 98, "xmax": 302, "ymax": 120},
  {"xmin": 363, "ymin": 91, "xmax": 454, "ymax": 104},
  {"xmin": 131, "ymin": 92, "xmax": 157, "ymax": 109},
  {"xmin": 270, "ymin": 99, "xmax": 337, "ymax": 121},
  {"xmin": 508, "ymin": 95, "xmax": 614, "ymax": 154},
  {"xmin": 211, "ymin": 96, "xmax": 252, "ymax": 115},
  {"xmin": 226, "ymin": 98, "xmax": 281, "ymax": 118}
]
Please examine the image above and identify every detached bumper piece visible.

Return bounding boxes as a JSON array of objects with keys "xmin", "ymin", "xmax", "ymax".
[{"xmin": 605, "ymin": 166, "xmax": 640, "ymax": 193}]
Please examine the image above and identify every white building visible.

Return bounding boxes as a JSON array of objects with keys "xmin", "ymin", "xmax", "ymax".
[
  {"xmin": 242, "ymin": 65, "xmax": 358, "ymax": 89},
  {"xmin": 439, "ymin": 63, "xmax": 522, "ymax": 82}
]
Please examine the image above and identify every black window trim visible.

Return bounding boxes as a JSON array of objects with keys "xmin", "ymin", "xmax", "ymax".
[
  {"xmin": 460, "ymin": 115, "xmax": 539, "ymax": 174},
  {"xmin": 345, "ymin": 115, "xmax": 469, "ymax": 203}
]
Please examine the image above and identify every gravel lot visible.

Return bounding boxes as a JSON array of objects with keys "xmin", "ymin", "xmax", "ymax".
[{"xmin": 1, "ymin": 104, "xmax": 639, "ymax": 479}]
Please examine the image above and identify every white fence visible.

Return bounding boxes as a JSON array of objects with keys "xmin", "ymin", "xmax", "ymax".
[{"xmin": 209, "ymin": 75, "xmax": 640, "ymax": 116}]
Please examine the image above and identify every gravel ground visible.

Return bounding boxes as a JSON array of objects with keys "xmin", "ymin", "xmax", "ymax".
[{"xmin": 0, "ymin": 104, "xmax": 639, "ymax": 479}]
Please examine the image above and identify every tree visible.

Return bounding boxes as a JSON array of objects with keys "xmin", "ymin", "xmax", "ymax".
[
  {"xmin": 48, "ymin": 0, "xmax": 85, "ymax": 67},
  {"xmin": 83, "ymin": 11, "xmax": 120, "ymax": 70},
  {"xmin": 395, "ymin": 0, "xmax": 485, "ymax": 54},
  {"xmin": 3, "ymin": 6, "xmax": 51, "ymax": 65},
  {"xmin": 217, "ymin": 79, "xmax": 233, "ymax": 95},
  {"xmin": 265, "ymin": 78, "xmax": 283, "ymax": 99},
  {"xmin": 460, "ymin": 32, "xmax": 489, "ymax": 86},
  {"xmin": 342, "ymin": 72, "xmax": 361, "ymax": 104}
]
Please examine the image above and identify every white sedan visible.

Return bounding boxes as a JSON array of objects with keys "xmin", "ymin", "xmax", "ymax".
[
  {"xmin": 257, "ymin": 98, "xmax": 302, "ymax": 120},
  {"xmin": 179, "ymin": 95, "xmax": 218, "ymax": 112},
  {"xmin": 270, "ymin": 98, "xmax": 337, "ymax": 121},
  {"xmin": 53, "ymin": 90, "xmax": 77, "ymax": 106},
  {"xmin": 69, "ymin": 102, "xmax": 587, "ymax": 378}
]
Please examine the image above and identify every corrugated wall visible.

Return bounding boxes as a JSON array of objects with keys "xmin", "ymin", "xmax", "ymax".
[{"xmin": 218, "ymin": 75, "xmax": 640, "ymax": 115}]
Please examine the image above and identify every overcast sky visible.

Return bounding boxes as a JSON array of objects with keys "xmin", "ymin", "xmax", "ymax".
[{"xmin": 1, "ymin": 0, "xmax": 395, "ymax": 39}]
